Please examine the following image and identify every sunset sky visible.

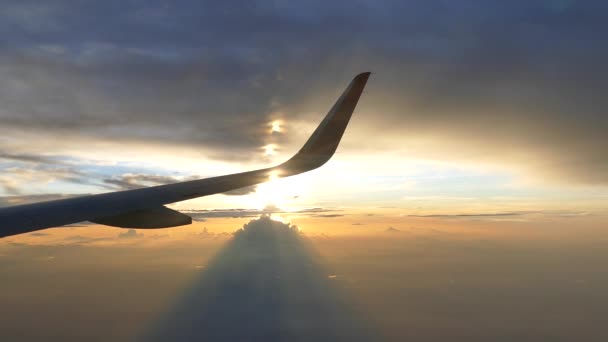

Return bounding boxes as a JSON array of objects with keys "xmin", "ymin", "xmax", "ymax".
[{"xmin": 1, "ymin": 1, "xmax": 607, "ymax": 341}]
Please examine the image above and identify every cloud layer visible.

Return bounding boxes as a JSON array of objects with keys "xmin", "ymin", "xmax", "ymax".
[{"xmin": 0, "ymin": 1, "xmax": 607, "ymax": 185}]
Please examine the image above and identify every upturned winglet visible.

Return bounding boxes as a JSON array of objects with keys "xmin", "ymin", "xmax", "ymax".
[{"xmin": 280, "ymin": 72, "xmax": 370, "ymax": 174}]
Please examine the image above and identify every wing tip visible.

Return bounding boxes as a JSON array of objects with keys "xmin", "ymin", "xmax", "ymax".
[
  {"xmin": 355, "ymin": 71, "xmax": 372, "ymax": 81},
  {"xmin": 351, "ymin": 72, "xmax": 371, "ymax": 91},
  {"xmin": 277, "ymin": 72, "xmax": 370, "ymax": 174}
]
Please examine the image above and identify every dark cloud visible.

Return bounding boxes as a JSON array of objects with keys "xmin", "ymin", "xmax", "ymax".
[
  {"xmin": 310, "ymin": 214, "xmax": 345, "ymax": 218},
  {"xmin": 0, "ymin": 152, "xmax": 59, "ymax": 164},
  {"xmin": 104, "ymin": 173, "xmax": 257, "ymax": 194},
  {"xmin": 0, "ymin": 150, "xmax": 259, "ymax": 198},
  {"xmin": 0, "ymin": 193, "xmax": 85, "ymax": 207},
  {"xmin": 221, "ymin": 185, "xmax": 257, "ymax": 196},
  {"xmin": 63, "ymin": 235, "xmax": 89, "ymax": 242},
  {"xmin": 187, "ymin": 208, "xmax": 265, "ymax": 219},
  {"xmin": 0, "ymin": 1, "xmax": 606, "ymax": 183},
  {"xmin": 408, "ymin": 210, "xmax": 591, "ymax": 219},
  {"xmin": 103, "ymin": 173, "xmax": 200, "ymax": 190},
  {"xmin": 0, "ymin": 151, "xmax": 90, "ymax": 194}
]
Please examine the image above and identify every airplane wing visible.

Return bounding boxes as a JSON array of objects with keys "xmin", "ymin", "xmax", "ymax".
[{"xmin": 0, "ymin": 72, "xmax": 370, "ymax": 238}]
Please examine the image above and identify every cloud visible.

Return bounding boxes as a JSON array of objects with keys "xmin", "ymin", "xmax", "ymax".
[
  {"xmin": 61, "ymin": 235, "xmax": 113, "ymax": 245},
  {"xmin": 386, "ymin": 227, "xmax": 401, "ymax": 233},
  {"xmin": 0, "ymin": 1, "xmax": 605, "ymax": 185},
  {"xmin": 409, "ymin": 212, "xmax": 529, "ymax": 219},
  {"xmin": 197, "ymin": 227, "xmax": 212, "ymax": 238},
  {"xmin": 7, "ymin": 241, "xmax": 28, "ymax": 247},
  {"xmin": 63, "ymin": 235, "xmax": 89, "ymax": 242},
  {"xmin": 103, "ymin": 173, "xmax": 200, "ymax": 190},
  {"xmin": 222, "ymin": 185, "xmax": 257, "ymax": 196},
  {"xmin": 146, "ymin": 214, "xmax": 375, "ymax": 341},
  {"xmin": 117, "ymin": 228, "xmax": 143, "ymax": 239},
  {"xmin": 310, "ymin": 214, "xmax": 345, "ymax": 218},
  {"xmin": 408, "ymin": 210, "xmax": 592, "ymax": 220},
  {"xmin": 233, "ymin": 214, "xmax": 299, "ymax": 239},
  {"xmin": 0, "ymin": 193, "xmax": 84, "ymax": 207},
  {"xmin": 102, "ymin": 173, "xmax": 257, "ymax": 195},
  {"xmin": 0, "ymin": 152, "xmax": 59, "ymax": 164},
  {"xmin": 0, "ymin": 178, "xmax": 19, "ymax": 195},
  {"xmin": 187, "ymin": 209, "xmax": 264, "ymax": 219},
  {"xmin": 0, "ymin": 153, "xmax": 89, "ymax": 194},
  {"xmin": 185, "ymin": 207, "xmax": 341, "ymax": 219}
]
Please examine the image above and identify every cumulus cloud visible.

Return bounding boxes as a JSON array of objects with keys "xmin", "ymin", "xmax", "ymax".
[
  {"xmin": 233, "ymin": 214, "xmax": 299, "ymax": 239},
  {"xmin": 146, "ymin": 214, "xmax": 373, "ymax": 341}
]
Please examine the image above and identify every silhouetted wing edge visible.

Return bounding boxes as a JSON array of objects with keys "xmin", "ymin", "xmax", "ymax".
[{"xmin": 0, "ymin": 72, "xmax": 370, "ymax": 237}]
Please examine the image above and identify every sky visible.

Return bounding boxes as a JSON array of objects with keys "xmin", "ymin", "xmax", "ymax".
[{"xmin": 1, "ymin": 1, "xmax": 608, "ymax": 341}]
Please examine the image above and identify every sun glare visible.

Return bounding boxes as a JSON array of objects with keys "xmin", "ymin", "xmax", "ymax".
[
  {"xmin": 269, "ymin": 213, "xmax": 289, "ymax": 224},
  {"xmin": 263, "ymin": 144, "xmax": 277, "ymax": 156},
  {"xmin": 251, "ymin": 170, "xmax": 307, "ymax": 210},
  {"xmin": 271, "ymin": 120, "xmax": 282, "ymax": 133}
]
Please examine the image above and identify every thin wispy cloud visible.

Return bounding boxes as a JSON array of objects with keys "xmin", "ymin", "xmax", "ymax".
[
  {"xmin": 408, "ymin": 210, "xmax": 593, "ymax": 220},
  {"xmin": 185, "ymin": 207, "xmax": 342, "ymax": 220},
  {"xmin": 103, "ymin": 174, "xmax": 200, "ymax": 190}
]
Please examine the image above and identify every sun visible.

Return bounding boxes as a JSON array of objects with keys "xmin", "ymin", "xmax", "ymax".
[
  {"xmin": 271, "ymin": 120, "xmax": 282, "ymax": 133},
  {"xmin": 252, "ymin": 170, "xmax": 306, "ymax": 210},
  {"xmin": 262, "ymin": 144, "xmax": 277, "ymax": 156}
]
